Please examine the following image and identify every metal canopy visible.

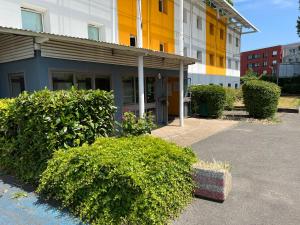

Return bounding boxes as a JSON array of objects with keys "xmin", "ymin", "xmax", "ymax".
[
  {"xmin": 207, "ymin": 0, "xmax": 259, "ymax": 34},
  {"xmin": 0, "ymin": 26, "xmax": 197, "ymax": 66}
]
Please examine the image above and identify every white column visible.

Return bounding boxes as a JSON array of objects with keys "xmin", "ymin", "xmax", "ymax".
[
  {"xmin": 112, "ymin": 0, "xmax": 118, "ymax": 43},
  {"xmin": 179, "ymin": 0, "xmax": 184, "ymax": 56},
  {"xmin": 179, "ymin": 60, "xmax": 184, "ymax": 127},
  {"xmin": 137, "ymin": 0, "xmax": 145, "ymax": 118}
]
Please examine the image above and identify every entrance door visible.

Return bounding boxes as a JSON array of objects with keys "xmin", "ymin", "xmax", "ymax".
[{"xmin": 168, "ymin": 77, "xmax": 179, "ymax": 117}]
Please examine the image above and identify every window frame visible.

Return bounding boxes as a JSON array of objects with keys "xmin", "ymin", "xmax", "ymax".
[
  {"xmin": 8, "ymin": 72, "xmax": 26, "ymax": 98},
  {"xmin": 21, "ymin": 7, "xmax": 44, "ymax": 32}
]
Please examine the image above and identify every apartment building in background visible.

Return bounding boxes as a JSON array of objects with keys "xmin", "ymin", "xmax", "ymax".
[
  {"xmin": 240, "ymin": 45, "xmax": 283, "ymax": 77},
  {"xmin": 0, "ymin": 0, "xmax": 257, "ymax": 125},
  {"xmin": 279, "ymin": 42, "xmax": 300, "ymax": 77}
]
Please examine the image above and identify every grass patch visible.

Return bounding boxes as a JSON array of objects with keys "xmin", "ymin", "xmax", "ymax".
[{"xmin": 278, "ymin": 96, "xmax": 300, "ymax": 109}]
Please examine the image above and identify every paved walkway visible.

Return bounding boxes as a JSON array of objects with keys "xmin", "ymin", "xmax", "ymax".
[
  {"xmin": 152, "ymin": 118, "xmax": 238, "ymax": 147},
  {"xmin": 0, "ymin": 174, "xmax": 83, "ymax": 225},
  {"xmin": 174, "ymin": 113, "xmax": 300, "ymax": 225}
]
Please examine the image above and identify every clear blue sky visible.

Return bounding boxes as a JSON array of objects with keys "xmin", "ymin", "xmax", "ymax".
[{"xmin": 234, "ymin": 0, "xmax": 300, "ymax": 52}]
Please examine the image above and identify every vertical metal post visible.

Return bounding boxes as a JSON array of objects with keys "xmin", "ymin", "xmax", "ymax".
[
  {"xmin": 137, "ymin": 0, "xmax": 145, "ymax": 118},
  {"xmin": 179, "ymin": 60, "xmax": 184, "ymax": 127}
]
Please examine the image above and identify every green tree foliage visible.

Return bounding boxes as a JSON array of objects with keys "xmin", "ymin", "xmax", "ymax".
[{"xmin": 38, "ymin": 136, "xmax": 197, "ymax": 225}]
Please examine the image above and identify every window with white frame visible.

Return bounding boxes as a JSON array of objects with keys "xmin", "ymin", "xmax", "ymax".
[
  {"xmin": 184, "ymin": 47, "xmax": 188, "ymax": 57},
  {"xmin": 272, "ymin": 50, "xmax": 278, "ymax": 56},
  {"xmin": 228, "ymin": 59, "xmax": 232, "ymax": 69},
  {"xmin": 21, "ymin": 8, "xmax": 43, "ymax": 32},
  {"xmin": 196, "ymin": 16, "xmax": 202, "ymax": 30},
  {"xmin": 272, "ymin": 60, "xmax": 277, "ymax": 65},
  {"xmin": 235, "ymin": 61, "xmax": 239, "ymax": 70},
  {"xmin": 130, "ymin": 35, "xmax": 136, "ymax": 47},
  {"xmin": 9, "ymin": 73, "xmax": 25, "ymax": 97},
  {"xmin": 236, "ymin": 37, "xmax": 239, "ymax": 47},
  {"xmin": 197, "ymin": 51, "xmax": 202, "ymax": 63},
  {"xmin": 88, "ymin": 25, "xmax": 99, "ymax": 41}
]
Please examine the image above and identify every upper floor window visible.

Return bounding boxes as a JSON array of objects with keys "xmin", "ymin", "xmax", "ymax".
[
  {"xmin": 88, "ymin": 25, "xmax": 99, "ymax": 41},
  {"xmin": 236, "ymin": 37, "xmax": 239, "ymax": 47},
  {"xmin": 21, "ymin": 8, "xmax": 43, "ymax": 32},
  {"xmin": 209, "ymin": 54, "xmax": 215, "ymax": 66},
  {"xmin": 158, "ymin": 0, "xmax": 168, "ymax": 14},
  {"xmin": 228, "ymin": 59, "xmax": 232, "ymax": 69},
  {"xmin": 197, "ymin": 51, "xmax": 202, "ymax": 63},
  {"xmin": 228, "ymin": 33, "xmax": 232, "ymax": 44},
  {"xmin": 130, "ymin": 35, "xmax": 136, "ymax": 47},
  {"xmin": 209, "ymin": 23, "xmax": 214, "ymax": 35},
  {"xmin": 220, "ymin": 29, "xmax": 224, "ymax": 40},
  {"xmin": 183, "ymin": 47, "xmax": 188, "ymax": 57},
  {"xmin": 272, "ymin": 60, "xmax": 277, "ymax": 65},
  {"xmin": 196, "ymin": 16, "xmax": 202, "ymax": 30},
  {"xmin": 219, "ymin": 56, "xmax": 224, "ymax": 67},
  {"xmin": 235, "ymin": 61, "xmax": 239, "ymax": 70},
  {"xmin": 159, "ymin": 43, "xmax": 167, "ymax": 52},
  {"xmin": 183, "ymin": 8, "xmax": 188, "ymax": 23},
  {"xmin": 272, "ymin": 50, "xmax": 278, "ymax": 56}
]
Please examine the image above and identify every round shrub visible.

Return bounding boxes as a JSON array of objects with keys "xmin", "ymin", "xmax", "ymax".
[
  {"xmin": 242, "ymin": 80, "xmax": 281, "ymax": 119},
  {"xmin": 0, "ymin": 89, "xmax": 116, "ymax": 183},
  {"xmin": 38, "ymin": 136, "xmax": 196, "ymax": 225},
  {"xmin": 190, "ymin": 85, "xmax": 226, "ymax": 118}
]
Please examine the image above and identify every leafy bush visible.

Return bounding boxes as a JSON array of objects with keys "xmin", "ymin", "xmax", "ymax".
[
  {"xmin": 0, "ymin": 99, "xmax": 14, "ymax": 136},
  {"xmin": 190, "ymin": 85, "xmax": 226, "ymax": 118},
  {"xmin": 38, "ymin": 136, "xmax": 196, "ymax": 225},
  {"xmin": 282, "ymin": 83, "xmax": 300, "ymax": 94},
  {"xmin": 120, "ymin": 112, "xmax": 156, "ymax": 137},
  {"xmin": 243, "ymin": 80, "xmax": 281, "ymax": 119},
  {"xmin": 0, "ymin": 89, "xmax": 116, "ymax": 183},
  {"xmin": 224, "ymin": 88, "xmax": 237, "ymax": 111},
  {"xmin": 241, "ymin": 69, "xmax": 259, "ymax": 84}
]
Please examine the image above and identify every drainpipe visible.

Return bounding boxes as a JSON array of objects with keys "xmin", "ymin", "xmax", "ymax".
[
  {"xmin": 179, "ymin": 0, "xmax": 184, "ymax": 127},
  {"xmin": 137, "ymin": 0, "xmax": 145, "ymax": 118}
]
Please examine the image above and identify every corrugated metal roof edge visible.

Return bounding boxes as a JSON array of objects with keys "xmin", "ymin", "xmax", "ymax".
[{"xmin": 0, "ymin": 26, "xmax": 198, "ymax": 66}]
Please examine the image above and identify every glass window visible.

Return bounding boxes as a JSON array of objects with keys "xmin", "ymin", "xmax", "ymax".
[
  {"xmin": 158, "ymin": 0, "xmax": 167, "ymax": 13},
  {"xmin": 146, "ymin": 77, "xmax": 155, "ymax": 103},
  {"xmin": 9, "ymin": 73, "xmax": 25, "ymax": 97},
  {"xmin": 209, "ymin": 54, "xmax": 214, "ymax": 66},
  {"xmin": 88, "ymin": 25, "xmax": 100, "ymax": 41},
  {"xmin": 197, "ymin": 51, "xmax": 202, "ymax": 63},
  {"xmin": 235, "ymin": 83, "xmax": 238, "ymax": 89},
  {"xmin": 76, "ymin": 74, "xmax": 92, "ymax": 90},
  {"xmin": 52, "ymin": 72, "xmax": 74, "ymax": 90},
  {"xmin": 130, "ymin": 35, "xmax": 136, "ymax": 47},
  {"xmin": 123, "ymin": 77, "xmax": 138, "ymax": 104},
  {"xmin": 228, "ymin": 59, "xmax": 232, "ymax": 69},
  {"xmin": 272, "ymin": 50, "xmax": 278, "ymax": 56},
  {"xmin": 228, "ymin": 83, "xmax": 232, "ymax": 88},
  {"xmin": 183, "ymin": 8, "xmax": 188, "ymax": 23},
  {"xmin": 210, "ymin": 23, "xmax": 214, "ymax": 35},
  {"xmin": 196, "ymin": 16, "xmax": 202, "ymax": 30},
  {"xmin": 235, "ymin": 61, "xmax": 239, "ymax": 70},
  {"xmin": 228, "ymin": 33, "xmax": 232, "ymax": 44},
  {"xmin": 236, "ymin": 38, "xmax": 239, "ymax": 47},
  {"xmin": 95, "ymin": 77, "xmax": 110, "ymax": 91},
  {"xmin": 21, "ymin": 8, "xmax": 43, "ymax": 32},
  {"xmin": 219, "ymin": 56, "xmax": 224, "ymax": 67},
  {"xmin": 220, "ymin": 29, "xmax": 224, "ymax": 40},
  {"xmin": 184, "ymin": 47, "xmax": 188, "ymax": 57}
]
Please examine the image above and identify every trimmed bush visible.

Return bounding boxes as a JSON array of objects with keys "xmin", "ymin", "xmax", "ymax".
[
  {"xmin": 0, "ymin": 99, "xmax": 14, "ymax": 136},
  {"xmin": 120, "ymin": 112, "xmax": 156, "ymax": 137},
  {"xmin": 224, "ymin": 88, "xmax": 237, "ymax": 111},
  {"xmin": 190, "ymin": 85, "xmax": 226, "ymax": 118},
  {"xmin": 243, "ymin": 80, "xmax": 281, "ymax": 119},
  {"xmin": 38, "ymin": 136, "xmax": 196, "ymax": 225},
  {"xmin": 0, "ymin": 89, "xmax": 116, "ymax": 182}
]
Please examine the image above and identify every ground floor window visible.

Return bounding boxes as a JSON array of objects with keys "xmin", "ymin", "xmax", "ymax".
[
  {"xmin": 9, "ymin": 73, "xmax": 25, "ymax": 97},
  {"xmin": 51, "ymin": 71, "xmax": 110, "ymax": 92}
]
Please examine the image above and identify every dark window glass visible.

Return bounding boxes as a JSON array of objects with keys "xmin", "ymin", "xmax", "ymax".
[
  {"xmin": 95, "ymin": 77, "xmax": 110, "ymax": 92},
  {"xmin": 9, "ymin": 74, "xmax": 25, "ymax": 97}
]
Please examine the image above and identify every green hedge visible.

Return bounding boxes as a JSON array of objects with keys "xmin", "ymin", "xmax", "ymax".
[
  {"xmin": 190, "ymin": 85, "xmax": 226, "ymax": 118},
  {"xmin": 243, "ymin": 80, "xmax": 281, "ymax": 119},
  {"xmin": 37, "ymin": 136, "xmax": 196, "ymax": 225},
  {"xmin": 224, "ymin": 88, "xmax": 237, "ymax": 111},
  {"xmin": 0, "ymin": 89, "xmax": 116, "ymax": 183},
  {"xmin": 0, "ymin": 99, "xmax": 14, "ymax": 136}
]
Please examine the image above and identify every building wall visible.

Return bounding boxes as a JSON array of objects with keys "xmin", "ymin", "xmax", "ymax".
[
  {"xmin": 0, "ymin": 0, "xmax": 115, "ymax": 42},
  {"xmin": 240, "ymin": 46, "xmax": 283, "ymax": 76},
  {"xmin": 118, "ymin": 0, "xmax": 175, "ymax": 53},
  {"xmin": 282, "ymin": 42, "xmax": 300, "ymax": 64},
  {"xmin": 205, "ymin": 6, "xmax": 227, "ymax": 76},
  {"xmin": 226, "ymin": 27, "xmax": 240, "ymax": 78}
]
